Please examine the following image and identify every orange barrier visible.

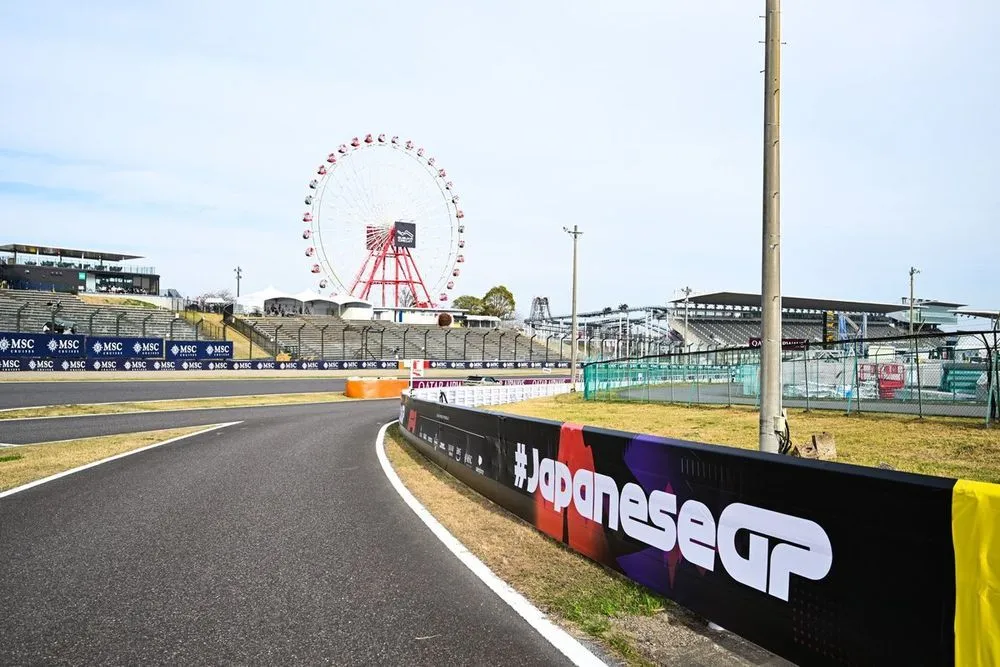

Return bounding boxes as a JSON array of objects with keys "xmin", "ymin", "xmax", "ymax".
[{"xmin": 344, "ymin": 377, "xmax": 410, "ymax": 399}]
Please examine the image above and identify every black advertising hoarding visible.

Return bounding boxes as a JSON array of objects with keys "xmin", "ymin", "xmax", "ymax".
[
  {"xmin": 399, "ymin": 395, "xmax": 969, "ymax": 666},
  {"xmin": 393, "ymin": 221, "xmax": 416, "ymax": 248}
]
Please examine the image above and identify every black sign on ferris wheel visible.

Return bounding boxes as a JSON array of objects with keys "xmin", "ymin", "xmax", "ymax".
[{"xmin": 393, "ymin": 221, "xmax": 417, "ymax": 249}]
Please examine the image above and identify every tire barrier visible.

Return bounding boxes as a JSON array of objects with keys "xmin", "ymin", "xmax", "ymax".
[
  {"xmin": 344, "ymin": 377, "xmax": 411, "ymax": 399},
  {"xmin": 398, "ymin": 393, "xmax": 1000, "ymax": 666}
]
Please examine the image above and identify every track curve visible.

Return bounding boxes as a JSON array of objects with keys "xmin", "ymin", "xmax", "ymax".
[
  {"xmin": 0, "ymin": 401, "xmax": 577, "ymax": 665},
  {"xmin": 0, "ymin": 379, "xmax": 348, "ymax": 410}
]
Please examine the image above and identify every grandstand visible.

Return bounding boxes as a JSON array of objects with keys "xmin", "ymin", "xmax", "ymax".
[
  {"xmin": 0, "ymin": 289, "xmax": 202, "ymax": 339},
  {"xmin": 669, "ymin": 291, "xmax": 944, "ymax": 348},
  {"xmin": 526, "ymin": 290, "xmax": 973, "ymax": 360},
  {"xmin": 234, "ymin": 314, "xmax": 567, "ymax": 361}
]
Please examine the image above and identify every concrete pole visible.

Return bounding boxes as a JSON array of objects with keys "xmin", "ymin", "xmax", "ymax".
[
  {"xmin": 564, "ymin": 225, "xmax": 583, "ymax": 388},
  {"xmin": 759, "ymin": 0, "xmax": 783, "ymax": 453}
]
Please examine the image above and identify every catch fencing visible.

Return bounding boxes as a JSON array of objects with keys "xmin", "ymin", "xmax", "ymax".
[{"xmin": 584, "ymin": 331, "xmax": 1000, "ymax": 422}]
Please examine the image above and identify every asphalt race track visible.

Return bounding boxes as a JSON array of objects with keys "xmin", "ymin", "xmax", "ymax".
[
  {"xmin": 0, "ymin": 400, "xmax": 579, "ymax": 665},
  {"xmin": 0, "ymin": 403, "xmax": 358, "ymax": 445},
  {"xmin": 0, "ymin": 379, "xmax": 348, "ymax": 410}
]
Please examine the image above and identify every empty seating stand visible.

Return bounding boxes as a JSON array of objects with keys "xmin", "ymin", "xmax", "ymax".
[
  {"xmin": 0, "ymin": 289, "xmax": 202, "ymax": 340},
  {"xmin": 237, "ymin": 314, "xmax": 562, "ymax": 361}
]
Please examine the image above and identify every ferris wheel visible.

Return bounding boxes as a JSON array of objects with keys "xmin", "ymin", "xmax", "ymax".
[{"xmin": 301, "ymin": 133, "xmax": 466, "ymax": 309}]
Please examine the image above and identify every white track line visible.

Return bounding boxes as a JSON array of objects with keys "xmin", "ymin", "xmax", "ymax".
[
  {"xmin": 0, "ymin": 398, "xmax": 396, "ymax": 423},
  {"xmin": 0, "ymin": 421, "xmax": 241, "ymax": 499},
  {"xmin": 374, "ymin": 421, "xmax": 606, "ymax": 667}
]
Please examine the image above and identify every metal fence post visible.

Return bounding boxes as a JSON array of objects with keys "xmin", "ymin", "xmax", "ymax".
[
  {"xmin": 916, "ymin": 353, "xmax": 924, "ymax": 419},
  {"xmin": 803, "ymin": 350, "xmax": 811, "ymax": 412},
  {"xmin": 727, "ymin": 362, "xmax": 733, "ymax": 408},
  {"xmin": 854, "ymin": 350, "xmax": 862, "ymax": 414},
  {"xmin": 645, "ymin": 359, "xmax": 650, "ymax": 403},
  {"xmin": 695, "ymin": 358, "xmax": 701, "ymax": 405}
]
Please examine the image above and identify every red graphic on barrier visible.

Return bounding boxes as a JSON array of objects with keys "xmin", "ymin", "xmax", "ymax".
[{"xmin": 533, "ymin": 423, "xmax": 610, "ymax": 564}]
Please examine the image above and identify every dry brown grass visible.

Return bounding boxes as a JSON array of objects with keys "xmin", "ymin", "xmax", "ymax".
[
  {"xmin": 0, "ymin": 392, "xmax": 353, "ymax": 421},
  {"xmin": 385, "ymin": 428, "xmax": 781, "ymax": 666},
  {"xmin": 495, "ymin": 394, "xmax": 1000, "ymax": 484},
  {"xmin": 0, "ymin": 426, "xmax": 212, "ymax": 491}
]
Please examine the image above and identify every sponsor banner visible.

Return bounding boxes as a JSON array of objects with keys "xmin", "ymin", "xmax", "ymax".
[
  {"xmin": 399, "ymin": 395, "xmax": 964, "ymax": 666},
  {"xmin": 410, "ymin": 377, "xmax": 573, "ymax": 389},
  {"xmin": 748, "ymin": 337, "xmax": 809, "ymax": 351},
  {"xmin": 0, "ymin": 358, "xmax": 25, "ymax": 371},
  {"xmin": 90, "ymin": 359, "xmax": 159, "ymax": 371},
  {"xmin": 87, "ymin": 336, "xmax": 164, "ymax": 359},
  {"xmin": 425, "ymin": 360, "xmax": 569, "ymax": 370},
  {"xmin": 0, "ymin": 358, "xmax": 89, "ymax": 372},
  {"xmin": 0, "ymin": 332, "xmax": 87, "ymax": 358},
  {"xmin": 165, "ymin": 340, "xmax": 234, "ymax": 360}
]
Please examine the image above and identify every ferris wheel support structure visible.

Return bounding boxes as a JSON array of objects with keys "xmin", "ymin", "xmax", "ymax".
[{"xmin": 348, "ymin": 227, "xmax": 435, "ymax": 307}]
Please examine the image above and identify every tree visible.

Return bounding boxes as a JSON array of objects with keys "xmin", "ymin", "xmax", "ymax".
[
  {"xmin": 481, "ymin": 285, "xmax": 516, "ymax": 319},
  {"xmin": 452, "ymin": 295, "xmax": 483, "ymax": 314},
  {"xmin": 399, "ymin": 287, "xmax": 417, "ymax": 308}
]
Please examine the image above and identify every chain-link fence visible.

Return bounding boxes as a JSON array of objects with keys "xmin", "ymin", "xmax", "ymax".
[{"xmin": 583, "ymin": 331, "xmax": 1000, "ymax": 423}]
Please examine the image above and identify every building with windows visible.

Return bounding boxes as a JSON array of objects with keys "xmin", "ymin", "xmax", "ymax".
[{"xmin": 0, "ymin": 243, "xmax": 160, "ymax": 296}]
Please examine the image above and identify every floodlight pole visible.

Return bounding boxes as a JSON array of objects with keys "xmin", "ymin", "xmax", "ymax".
[
  {"xmin": 909, "ymin": 266, "xmax": 920, "ymax": 335},
  {"xmin": 759, "ymin": 0, "xmax": 783, "ymax": 454},
  {"xmin": 234, "ymin": 266, "xmax": 243, "ymax": 298},
  {"xmin": 564, "ymin": 225, "xmax": 583, "ymax": 389}
]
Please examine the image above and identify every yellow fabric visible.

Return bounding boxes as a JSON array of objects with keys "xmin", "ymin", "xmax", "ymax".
[{"xmin": 952, "ymin": 479, "xmax": 1000, "ymax": 666}]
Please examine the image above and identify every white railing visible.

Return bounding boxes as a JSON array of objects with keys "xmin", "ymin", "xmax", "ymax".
[{"xmin": 409, "ymin": 382, "xmax": 582, "ymax": 407}]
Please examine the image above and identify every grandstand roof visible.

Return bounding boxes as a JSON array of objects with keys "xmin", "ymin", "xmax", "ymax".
[
  {"xmin": 0, "ymin": 243, "xmax": 143, "ymax": 262},
  {"xmin": 670, "ymin": 291, "xmax": 906, "ymax": 315},
  {"xmin": 957, "ymin": 309, "xmax": 1000, "ymax": 320},
  {"xmin": 918, "ymin": 299, "xmax": 967, "ymax": 308}
]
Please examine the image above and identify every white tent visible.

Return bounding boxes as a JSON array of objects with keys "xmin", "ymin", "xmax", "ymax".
[
  {"xmin": 327, "ymin": 293, "xmax": 373, "ymax": 320},
  {"xmin": 236, "ymin": 286, "xmax": 294, "ymax": 313},
  {"xmin": 292, "ymin": 290, "xmax": 340, "ymax": 315},
  {"xmin": 236, "ymin": 287, "xmax": 373, "ymax": 319}
]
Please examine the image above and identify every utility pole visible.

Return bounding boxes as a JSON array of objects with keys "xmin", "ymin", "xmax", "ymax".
[
  {"xmin": 234, "ymin": 266, "xmax": 243, "ymax": 298},
  {"xmin": 909, "ymin": 266, "xmax": 920, "ymax": 335},
  {"xmin": 759, "ymin": 0, "xmax": 783, "ymax": 454},
  {"xmin": 564, "ymin": 225, "xmax": 583, "ymax": 389}
]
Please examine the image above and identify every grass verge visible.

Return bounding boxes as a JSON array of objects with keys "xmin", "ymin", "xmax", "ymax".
[
  {"xmin": 0, "ymin": 425, "xmax": 213, "ymax": 492},
  {"xmin": 0, "ymin": 392, "xmax": 353, "ymax": 420},
  {"xmin": 496, "ymin": 393, "xmax": 1000, "ymax": 484},
  {"xmin": 384, "ymin": 427, "xmax": 781, "ymax": 666}
]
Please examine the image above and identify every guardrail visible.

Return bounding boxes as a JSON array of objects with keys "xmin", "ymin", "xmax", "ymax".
[{"xmin": 397, "ymin": 393, "xmax": 1000, "ymax": 666}]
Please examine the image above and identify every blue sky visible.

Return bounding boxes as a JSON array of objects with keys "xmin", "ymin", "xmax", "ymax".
[{"xmin": 1, "ymin": 1, "xmax": 997, "ymax": 315}]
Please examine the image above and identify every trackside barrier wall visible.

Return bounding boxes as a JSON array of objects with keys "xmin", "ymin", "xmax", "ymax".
[
  {"xmin": 409, "ymin": 382, "xmax": 582, "ymax": 407},
  {"xmin": 397, "ymin": 394, "xmax": 1000, "ymax": 666}
]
